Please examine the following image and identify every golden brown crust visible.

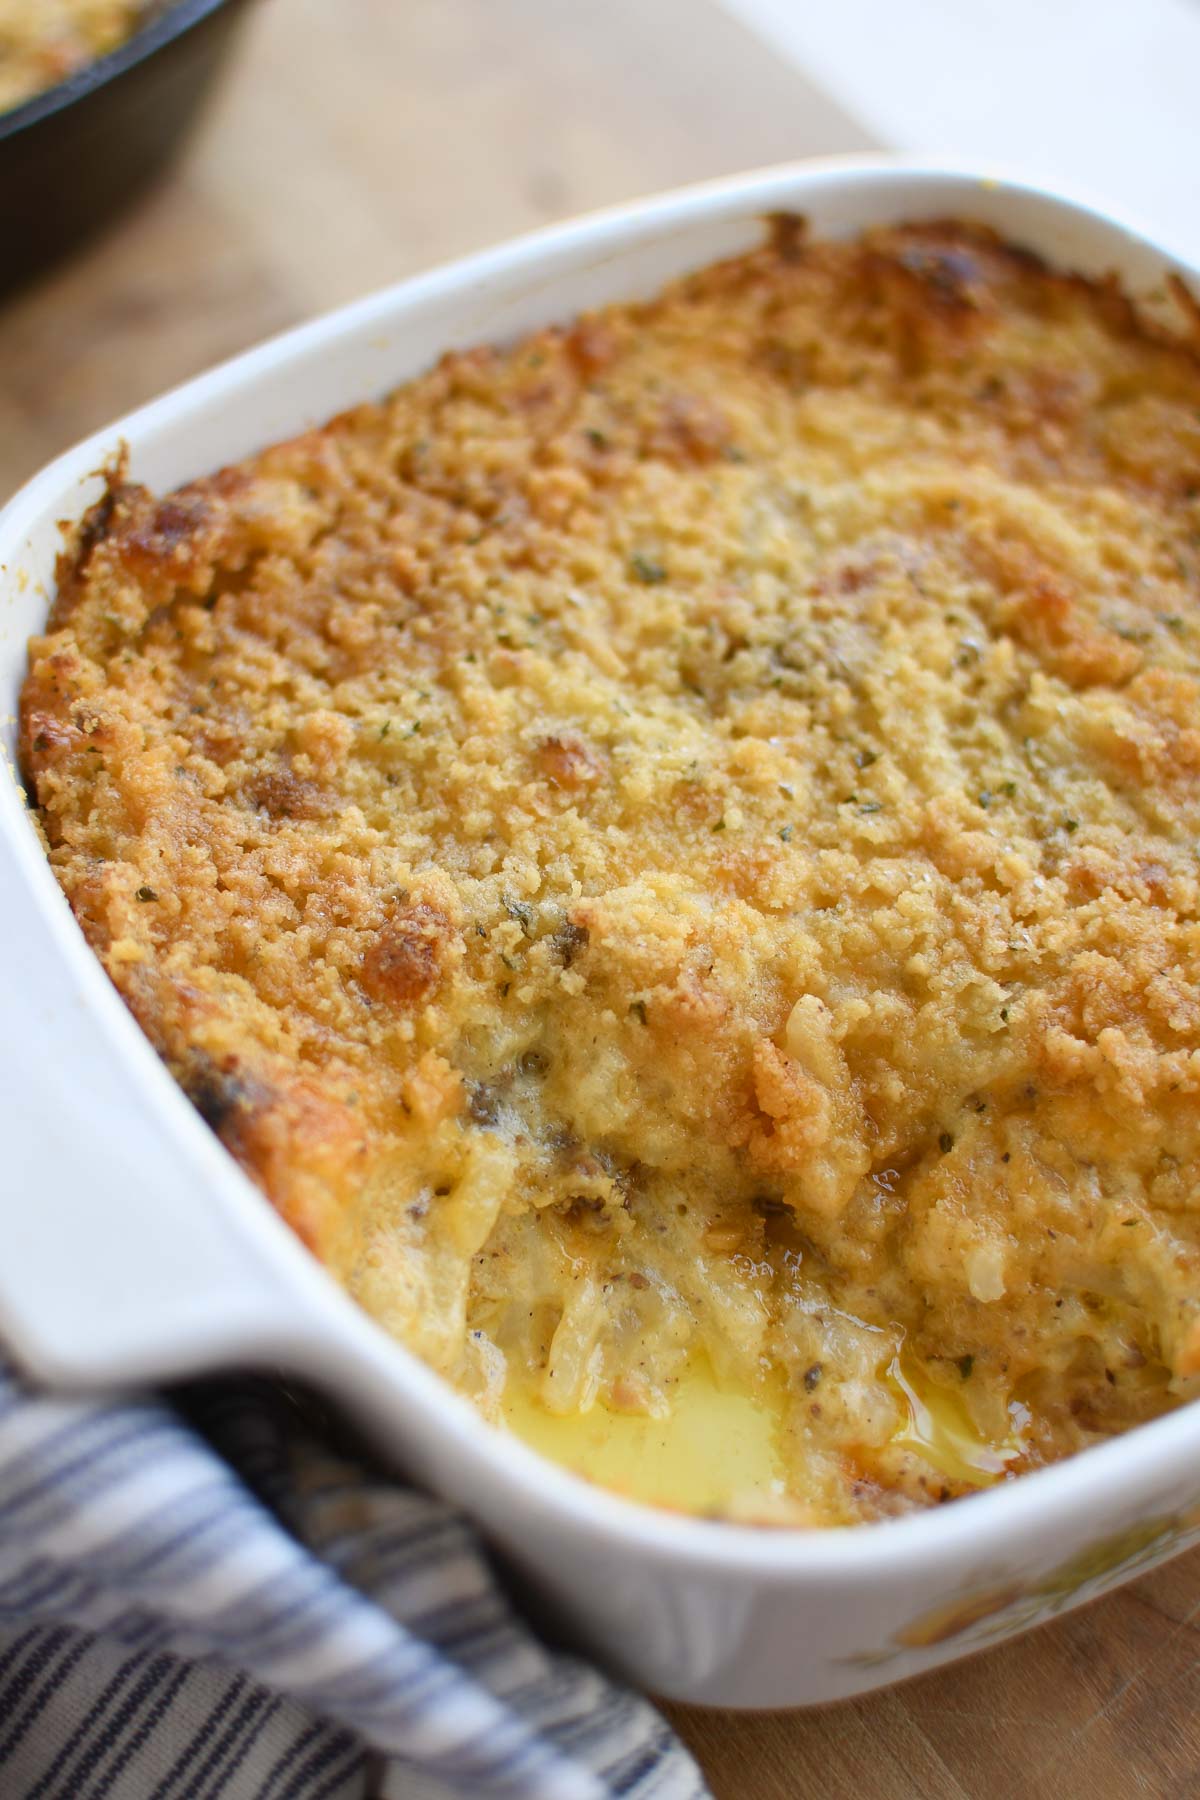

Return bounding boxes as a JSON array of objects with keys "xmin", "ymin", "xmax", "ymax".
[{"xmin": 22, "ymin": 217, "xmax": 1200, "ymax": 1521}]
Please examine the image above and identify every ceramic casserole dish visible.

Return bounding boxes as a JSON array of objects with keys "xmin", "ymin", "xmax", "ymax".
[{"xmin": 2, "ymin": 157, "xmax": 1199, "ymax": 1709}]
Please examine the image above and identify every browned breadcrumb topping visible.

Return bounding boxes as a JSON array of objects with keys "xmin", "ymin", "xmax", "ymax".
[{"xmin": 21, "ymin": 218, "xmax": 1200, "ymax": 1523}]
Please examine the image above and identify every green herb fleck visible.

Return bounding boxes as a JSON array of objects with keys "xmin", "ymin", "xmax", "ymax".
[
  {"xmin": 1000, "ymin": 780, "xmax": 1017, "ymax": 797},
  {"xmin": 978, "ymin": 790, "xmax": 992, "ymax": 809},
  {"xmin": 631, "ymin": 554, "xmax": 667, "ymax": 586},
  {"xmin": 855, "ymin": 749, "xmax": 878, "ymax": 769},
  {"xmin": 779, "ymin": 824, "xmax": 794, "ymax": 842},
  {"xmin": 712, "ymin": 818, "xmax": 726, "ymax": 832},
  {"xmin": 503, "ymin": 895, "xmax": 536, "ymax": 935},
  {"xmin": 379, "ymin": 720, "xmax": 392, "ymax": 739},
  {"xmin": 586, "ymin": 428, "xmax": 608, "ymax": 450},
  {"xmin": 1064, "ymin": 817, "xmax": 1079, "ymax": 834},
  {"xmin": 859, "ymin": 801, "xmax": 883, "ymax": 815},
  {"xmin": 957, "ymin": 1355, "xmax": 974, "ymax": 1380}
]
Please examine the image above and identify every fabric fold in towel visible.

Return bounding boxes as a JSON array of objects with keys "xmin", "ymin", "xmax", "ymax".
[{"xmin": 0, "ymin": 1363, "xmax": 707, "ymax": 1799}]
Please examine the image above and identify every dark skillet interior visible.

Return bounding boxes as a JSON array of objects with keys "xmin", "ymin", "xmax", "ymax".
[{"xmin": 0, "ymin": 0, "xmax": 256, "ymax": 298}]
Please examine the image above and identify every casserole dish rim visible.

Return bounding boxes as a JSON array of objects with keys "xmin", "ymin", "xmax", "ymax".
[{"xmin": 3, "ymin": 151, "xmax": 1199, "ymax": 1589}]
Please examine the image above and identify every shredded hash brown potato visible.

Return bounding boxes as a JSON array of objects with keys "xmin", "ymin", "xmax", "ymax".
[
  {"xmin": 21, "ymin": 218, "xmax": 1200, "ymax": 1523},
  {"xmin": 0, "ymin": 1, "xmax": 145, "ymax": 114}
]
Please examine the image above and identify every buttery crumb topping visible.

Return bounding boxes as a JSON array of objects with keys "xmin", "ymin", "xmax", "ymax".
[{"xmin": 22, "ymin": 218, "xmax": 1200, "ymax": 1522}]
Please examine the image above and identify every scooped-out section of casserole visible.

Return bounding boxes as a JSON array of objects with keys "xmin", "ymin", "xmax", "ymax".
[
  {"xmin": 0, "ymin": 1, "xmax": 147, "ymax": 114},
  {"xmin": 20, "ymin": 217, "xmax": 1200, "ymax": 1524}
]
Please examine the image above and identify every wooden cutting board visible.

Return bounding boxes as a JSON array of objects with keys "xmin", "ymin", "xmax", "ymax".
[
  {"xmin": 2, "ymin": 3, "xmax": 1196, "ymax": 1793},
  {"xmin": 665, "ymin": 1546, "xmax": 1200, "ymax": 1798}
]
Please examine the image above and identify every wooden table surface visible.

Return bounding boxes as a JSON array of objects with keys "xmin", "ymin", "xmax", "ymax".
[{"xmin": 4, "ymin": 3, "xmax": 1198, "ymax": 1794}]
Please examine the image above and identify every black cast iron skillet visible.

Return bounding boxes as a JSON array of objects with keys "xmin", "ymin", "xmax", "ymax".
[{"xmin": 0, "ymin": 0, "xmax": 257, "ymax": 296}]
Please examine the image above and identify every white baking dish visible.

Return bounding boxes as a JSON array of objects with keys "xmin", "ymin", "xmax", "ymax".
[{"xmin": 3, "ymin": 157, "xmax": 1199, "ymax": 1710}]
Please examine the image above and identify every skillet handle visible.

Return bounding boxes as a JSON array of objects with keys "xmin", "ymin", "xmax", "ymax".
[{"xmin": 0, "ymin": 812, "xmax": 315, "ymax": 1392}]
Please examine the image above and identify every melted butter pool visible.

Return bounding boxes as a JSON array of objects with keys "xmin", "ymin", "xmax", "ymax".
[
  {"xmin": 503, "ymin": 1360, "xmax": 788, "ymax": 1513},
  {"xmin": 886, "ymin": 1352, "xmax": 1026, "ymax": 1487},
  {"xmin": 503, "ymin": 1349, "xmax": 1029, "ymax": 1515}
]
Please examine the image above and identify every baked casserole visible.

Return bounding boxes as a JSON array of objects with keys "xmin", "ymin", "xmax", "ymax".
[
  {"xmin": 21, "ymin": 217, "xmax": 1200, "ymax": 1524},
  {"xmin": 0, "ymin": 1, "xmax": 147, "ymax": 114}
]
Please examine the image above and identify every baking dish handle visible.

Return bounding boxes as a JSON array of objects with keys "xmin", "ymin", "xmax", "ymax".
[{"xmin": 0, "ymin": 841, "xmax": 313, "ymax": 1393}]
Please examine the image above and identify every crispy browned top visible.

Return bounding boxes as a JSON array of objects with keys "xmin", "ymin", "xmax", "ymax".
[{"xmin": 21, "ymin": 219, "xmax": 1200, "ymax": 1521}]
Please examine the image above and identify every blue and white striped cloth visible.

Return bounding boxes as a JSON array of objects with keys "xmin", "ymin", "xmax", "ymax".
[{"xmin": 0, "ymin": 1363, "xmax": 708, "ymax": 1799}]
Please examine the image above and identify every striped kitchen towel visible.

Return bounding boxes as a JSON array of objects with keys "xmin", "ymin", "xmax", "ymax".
[{"xmin": 0, "ymin": 1362, "xmax": 708, "ymax": 1799}]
